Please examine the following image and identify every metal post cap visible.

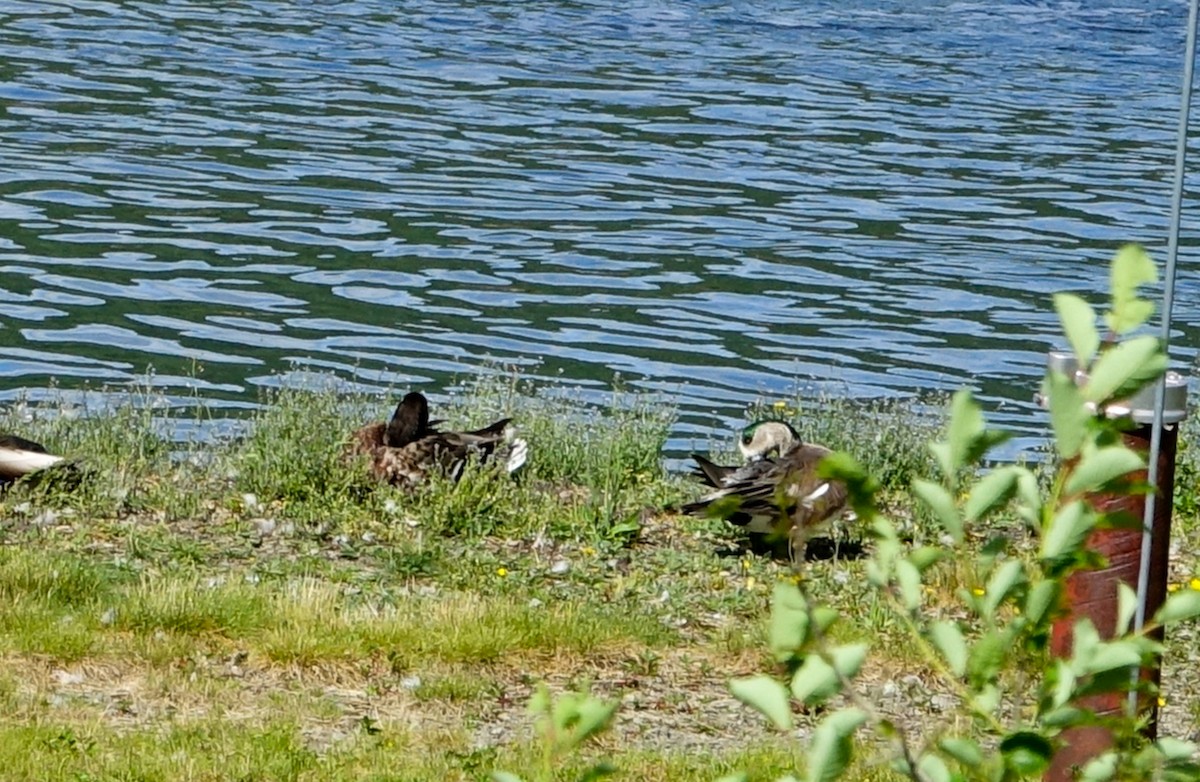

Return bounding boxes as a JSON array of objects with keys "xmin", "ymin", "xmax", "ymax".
[
  {"xmin": 1108, "ymin": 371, "xmax": 1190, "ymax": 424},
  {"xmin": 1041, "ymin": 348, "xmax": 1190, "ymax": 424}
]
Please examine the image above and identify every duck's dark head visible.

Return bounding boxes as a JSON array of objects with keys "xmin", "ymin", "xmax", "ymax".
[
  {"xmin": 738, "ymin": 420, "xmax": 799, "ymax": 460},
  {"xmin": 385, "ymin": 392, "xmax": 431, "ymax": 447}
]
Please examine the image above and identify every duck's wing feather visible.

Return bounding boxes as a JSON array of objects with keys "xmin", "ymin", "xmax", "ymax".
[{"xmin": 689, "ymin": 453, "xmax": 736, "ymax": 488}]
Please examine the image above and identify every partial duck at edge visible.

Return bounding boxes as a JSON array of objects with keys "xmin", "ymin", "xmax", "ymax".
[{"xmin": 0, "ymin": 434, "xmax": 65, "ymax": 485}]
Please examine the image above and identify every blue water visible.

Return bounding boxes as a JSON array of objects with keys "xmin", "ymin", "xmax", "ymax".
[{"xmin": 0, "ymin": 0, "xmax": 1197, "ymax": 454}]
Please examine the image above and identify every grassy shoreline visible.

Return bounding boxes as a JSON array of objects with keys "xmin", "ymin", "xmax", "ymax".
[{"xmin": 2, "ymin": 375, "xmax": 1199, "ymax": 781}]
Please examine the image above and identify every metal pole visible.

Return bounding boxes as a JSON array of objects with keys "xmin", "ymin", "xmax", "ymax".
[{"xmin": 1129, "ymin": 0, "xmax": 1200, "ymax": 714}]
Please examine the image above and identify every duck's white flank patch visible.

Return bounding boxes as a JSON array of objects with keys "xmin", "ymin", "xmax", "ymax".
[
  {"xmin": 506, "ymin": 438, "xmax": 529, "ymax": 474},
  {"xmin": 0, "ymin": 448, "xmax": 63, "ymax": 475},
  {"xmin": 801, "ymin": 482, "xmax": 830, "ymax": 505}
]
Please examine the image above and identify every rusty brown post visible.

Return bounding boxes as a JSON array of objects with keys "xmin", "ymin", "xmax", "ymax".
[{"xmin": 1042, "ymin": 353, "xmax": 1189, "ymax": 782}]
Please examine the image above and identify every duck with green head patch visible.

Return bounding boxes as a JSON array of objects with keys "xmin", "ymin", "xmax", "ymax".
[
  {"xmin": 348, "ymin": 391, "xmax": 528, "ymax": 489},
  {"xmin": 683, "ymin": 420, "xmax": 850, "ymax": 560}
]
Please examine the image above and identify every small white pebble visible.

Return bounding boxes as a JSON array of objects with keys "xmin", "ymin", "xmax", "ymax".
[
  {"xmin": 99, "ymin": 608, "xmax": 117, "ymax": 626},
  {"xmin": 243, "ymin": 573, "xmax": 260, "ymax": 585},
  {"xmin": 361, "ymin": 532, "xmax": 377, "ymax": 544},
  {"xmin": 528, "ymin": 598, "xmax": 543, "ymax": 609},
  {"xmin": 53, "ymin": 669, "xmax": 85, "ymax": 686},
  {"xmin": 32, "ymin": 510, "xmax": 59, "ymax": 527},
  {"xmin": 13, "ymin": 502, "xmax": 30, "ymax": 514},
  {"xmin": 400, "ymin": 675, "xmax": 422, "ymax": 690},
  {"xmin": 383, "ymin": 499, "xmax": 399, "ymax": 515},
  {"xmin": 253, "ymin": 518, "xmax": 276, "ymax": 536},
  {"xmin": 550, "ymin": 560, "xmax": 570, "ymax": 575},
  {"xmin": 241, "ymin": 493, "xmax": 260, "ymax": 511},
  {"xmin": 333, "ymin": 534, "xmax": 350, "ymax": 547}
]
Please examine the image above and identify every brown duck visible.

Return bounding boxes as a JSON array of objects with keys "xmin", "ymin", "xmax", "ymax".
[
  {"xmin": 348, "ymin": 392, "xmax": 527, "ymax": 488},
  {"xmin": 683, "ymin": 420, "xmax": 849, "ymax": 557}
]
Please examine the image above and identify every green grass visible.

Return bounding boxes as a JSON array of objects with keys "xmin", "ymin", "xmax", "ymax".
[{"xmin": 2, "ymin": 371, "xmax": 1199, "ymax": 780}]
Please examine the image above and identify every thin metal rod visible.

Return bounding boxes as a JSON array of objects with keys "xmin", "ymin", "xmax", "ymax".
[{"xmin": 1128, "ymin": 0, "xmax": 1200, "ymax": 716}]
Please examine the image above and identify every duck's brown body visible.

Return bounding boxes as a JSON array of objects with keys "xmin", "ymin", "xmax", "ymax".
[
  {"xmin": 683, "ymin": 421, "xmax": 850, "ymax": 556},
  {"xmin": 348, "ymin": 392, "xmax": 527, "ymax": 488}
]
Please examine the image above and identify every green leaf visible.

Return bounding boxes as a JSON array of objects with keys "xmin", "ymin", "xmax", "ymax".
[
  {"xmin": 829, "ymin": 643, "xmax": 869, "ymax": 681},
  {"xmin": 769, "ymin": 582, "xmax": 809, "ymax": 661},
  {"xmin": 1015, "ymin": 467, "xmax": 1044, "ymax": 529},
  {"xmin": 1055, "ymin": 292, "xmax": 1100, "ymax": 367},
  {"xmin": 1080, "ymin": 751, "xmax": 1118, "ymax": 782},
  {"xmin": 805, "ymin": 709, "xmax": 867, "ymax": 782},
  {"xmin": 1116, "ymin": 582, "xmax": 1138, "ymax": 636},
  {"xmin": 1153, "ymin": 589, "xmax": 1200, "ymax": 626},
  {"xmin": 972, "ymin": 683, "xmax": 1001, "ymax": 715},
  {"xmin": 1069, "ymin": 619, "xmax": 1101, "ymax": 673},
  {"xmin": 790, "ymin": 655, "xmax": 840, "ymax": 705},
  {"xmin": 1000, "ymin": 731, "xmax": 1054, "ymax": 775},
  {"xmin": 982, "ymin": 560, "xmax": 1026, "ymax": 616},
  {"xmin": 730, "ymin": 675, "xmax": 793, "ymax": 730},
  {"xmin": 908, "ymin": 546, "xmax": 945, "ymax": 573},
  {"xmin": 965, "ymin": 466, "xmax": 1019, "ymax": 522},
  {"xmin": 1106, "ymin": 244, "xmax": 1157, "ymax": 335},
  {"xmin": 895, "ymin": 559, "xmax": 922, "ymax": 612},
  {"xmin": 1050, "ymin": 659, "xmax": 1076, "ymax": 709},
  {"xmin": 570, "ymin": 697, "xmax": 618, "ymax": 746},
  {"xmin": 1045, "ymin": 370, "xmax": 1091, "ymax": 460},
  {"xmin": 1156, "ymin": 737, "xmax": 1199, "ymax": 761},
  {"xmin": 527, "ymin": 684, "xmax": 551, "ymax": 715},
  {"xmin": 492, "ymin": 773, "xmax": 525, "ymax": 782},
  {"xmin": 917, "ymin": 752, "xmax": 951, "ymax": 782},
  {"xmin": 1024, "ymin": 580, "xmax": 1060, "ymax": 627},
  {"xmin": 1083, "ymin": 335, "xmax": 1167, "ymax": 404},
  {"xmin": 939, "ymin": 737, "xmax": 983, "ymax": 767},
  {"xmin": 940, "ymin": 389, "xmax": 985, "ymax": 478},
  {"xmin": 967, "ymin": 629, "xmax": 1008, "ymax": 686},
  {"xmin": 929, "ymin": 620, "xmax": 968, "ymax": 677},
  {"xmin": 1041, "ymin": 500, "xmax": 1096, "ymax": 565},
  {"xmin": 1065, "ymin": 445, "xmax": 1145, "ymax": 496},
  {"xmin": 576, "ymin": 763, "xmax": 616, "ymax": 782},
  {"xmin": 912, "ymin": 479, "xmax": 962, "ymax": 543}
]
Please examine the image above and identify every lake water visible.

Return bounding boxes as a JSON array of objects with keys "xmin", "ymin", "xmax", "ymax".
[{"xmin": 0, "ymin": 0, "xmax": 1197, "ymax": 455}]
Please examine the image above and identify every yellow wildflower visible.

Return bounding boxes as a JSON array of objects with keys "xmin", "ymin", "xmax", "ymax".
[
  {"xmin": 1158, "ymin": 696, "xmax": 1167, "ymax": 708},
  {"xmin": 1190, "ymin": 578, "xmax": 1200, "ymax": 591},
  {"xmin": 773, "ymin": 400, "xmax": 788, "ymax": 410},
  {"xmin": 496, "ymin": 567, "xmax": 508, "ymax": 577},
  {"xmin": 746, "ymin": 577, "xmax": 757, "ymax": 590},
  {"xmin": 1169, "ymin": 583, "xmax": 1182, "ymax": 593},
  {"xmin": 972, "ymin": 587, "xmax": 985, "ymax": 597}
]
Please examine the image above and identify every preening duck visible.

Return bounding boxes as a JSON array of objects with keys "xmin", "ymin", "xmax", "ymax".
[
  {"xmin": 683, "ymin": 420, "xmax": 850, "ymax": 558},
  {"xmin": 348, "ymin": 391, "xmax": 527, "ymax": 488}
]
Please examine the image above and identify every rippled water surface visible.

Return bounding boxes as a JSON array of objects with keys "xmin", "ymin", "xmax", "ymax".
[{"xmin": 1, "ymin": 0, "xmax": 1198, "ymax": 451}]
